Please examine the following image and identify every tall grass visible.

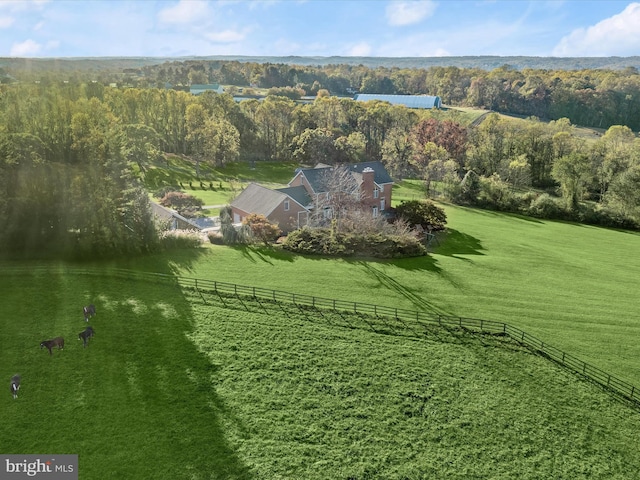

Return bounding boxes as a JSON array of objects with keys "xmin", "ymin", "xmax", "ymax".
[{"xmin": 2, "ymin": 270, "xmax": 640, "ymax": 479}]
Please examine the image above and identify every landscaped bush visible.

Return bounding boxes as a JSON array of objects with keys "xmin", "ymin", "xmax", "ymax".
[
  {"xmin": 394, "ymin": 200, "xmax": 447, "ymax": 231},
  {"xmin": 207, "ymin": 231, "xmax": 225, "ymax": 245},
  {"xmin": 159, "ymin": 229, "xmax": 204, "ymax": 250},
  {"xmin": 283, "ymin": 227, "xmax": 426, "ymax": 258},
  {"xmin": 160, "ymin": 191, "xmax": 204, "ymax": 217},
  {"xmin": 242, "ymin": 213, "xmax": 281, "ymax": 245}
]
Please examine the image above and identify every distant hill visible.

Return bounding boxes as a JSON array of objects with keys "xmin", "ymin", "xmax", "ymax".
[{"xmin": 2, "ymin": 55, "xmax": 640, "ymax": 72}]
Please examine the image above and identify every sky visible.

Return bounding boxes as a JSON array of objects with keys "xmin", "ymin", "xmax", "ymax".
[{"xmin": 0, "ymin": 0, "xmax": 639, "ymax": 58}]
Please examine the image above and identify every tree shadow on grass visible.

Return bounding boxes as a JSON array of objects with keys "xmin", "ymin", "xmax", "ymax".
[
  {"xmin": 0, "ymin": 270, "xmax": 255, "ymax": 479},
  {"xmin": 432, "ymin": 228, "xmax": 485, "ymax": 259},
  {"xmin": 231, "ymin": 245, "xmax": 295, "ymax": 265},
  {"xmin": 467, "ymin": 207, "xmax": 545, "ymax": 224},
  {"xmin": 357, "ymin": 261, "xmax": 452, "ymax": 316}
]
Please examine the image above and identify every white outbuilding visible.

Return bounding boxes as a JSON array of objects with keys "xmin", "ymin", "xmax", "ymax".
[{"xmin": 353, "ymin": 94, "xmax": 442, "ymax": 109}]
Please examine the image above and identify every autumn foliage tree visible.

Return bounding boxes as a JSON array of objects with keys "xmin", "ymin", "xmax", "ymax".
[{"xmin": 242, "ymin": 213, "xmax": 281, "ymax": 245}]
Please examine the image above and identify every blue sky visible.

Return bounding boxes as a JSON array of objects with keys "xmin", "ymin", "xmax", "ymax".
[{"xmin": 1, "ymin": 1, "xmax": 639, "ymax": 58}]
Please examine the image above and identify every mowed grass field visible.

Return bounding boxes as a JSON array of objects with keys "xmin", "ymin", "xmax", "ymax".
[
  {"xmin": 111, "ymin": 199, "xmax": 640, "ymax": 387},
  {"xmin": 2, "ymin": 270, "xmax": 640, "ymax": 479}
]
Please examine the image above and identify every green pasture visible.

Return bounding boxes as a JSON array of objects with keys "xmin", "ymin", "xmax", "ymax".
[
  {"xmin": 107, "ymin": 200, "xmax": 640, "ymax": 387},
  {"xmin": 2, "ymin": 271, "xmax": 640, "ymax": 479}
]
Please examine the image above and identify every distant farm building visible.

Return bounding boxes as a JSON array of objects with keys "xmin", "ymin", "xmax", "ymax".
[
  {"xmin": 189, "ymin": 84, "xmax": 224, "ymax": 95},
  {"xmin": 353, "ymin": 94, "xmax": 442, "ymax": 109}
]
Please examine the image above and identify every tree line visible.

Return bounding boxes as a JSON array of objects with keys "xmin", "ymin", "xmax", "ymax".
[
  {"xmin": 83, "ymin": 60, "xmax": 640, "ymax": 132},
  {"xmin": 1, "ymin": 80, "xmax": 639, "ymax": 258},
  {"xmin": 5, "ymin": 60, "xmax": 640, "ymax": 131}
]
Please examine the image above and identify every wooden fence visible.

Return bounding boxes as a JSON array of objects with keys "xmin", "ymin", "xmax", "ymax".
[{"xmin": 6, "ymin": 266, "xmax": 640, "ymax": 407}]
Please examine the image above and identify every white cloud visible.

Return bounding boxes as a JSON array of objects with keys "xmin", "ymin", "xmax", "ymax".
[
  {"xmin": 10, "ymin": 39, "xmax": 42, "ymax": 56},
  {"xmin": 205, "ymin": 29, "xmax": 245, "ymax": 43},
  {"xmin": 0, "ymin": 16, "xmax": 15, "ymax": 28},
  {"xmin": 157, "ymin": 0, "xmax": 210, "ymax": 25},
  {"xmin": 347, "ymin": 41, "xmax": 373, "ymax": 56},
  {"xmin": 553, "ymin": 2, "xmax": 640, "ymax": 56},
  {"xmin": 386, "ymin": 0, "xmax": 437, "ymax": 26}
]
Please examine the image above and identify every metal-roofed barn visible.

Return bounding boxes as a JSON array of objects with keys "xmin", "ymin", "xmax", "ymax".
[{"xmin": 353, "ymin": 94, "xmax": 442, "ymax": 109}]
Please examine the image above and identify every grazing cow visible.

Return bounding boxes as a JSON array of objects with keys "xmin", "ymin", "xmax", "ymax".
[
  {"xmin": 78, "ymin": 326, "xmax": 95, "ymax": 348},
  {"xmin": 40, "ymin": 337, "xmax": 64, "ymax": 356},
  {"xmin": 83, "ymin": 304, "xmax": 96, "ymax": 322},
  {"xmin": 10, "ymin": 375, "xmax": 20, "ymax": 399}
]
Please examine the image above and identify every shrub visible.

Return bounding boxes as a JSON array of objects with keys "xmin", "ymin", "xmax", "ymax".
[
  {"xmin": 394, "ymin": 200, "xmax": 447, "ymax": 231},
  {"xmin": 242, "ymin": 214, "xmax": 281, "ymax": 245},
  {"xmin": 283, "ymin": 227, "xmax": 425, "ymax": 258},
  {"xmin": 159, "ymin": 229, "xmax": 203, "ymax": 250},
  {"xmin": 207, "ymin": 231, "xmax": 225, "ymax": 245},
  {"xmin": 527, "ymin": 193, "xmax": 569, "ymax": 220},
  {"xmin": 160, "ymin": 191, "xmax": 204, "ymax": 217}
]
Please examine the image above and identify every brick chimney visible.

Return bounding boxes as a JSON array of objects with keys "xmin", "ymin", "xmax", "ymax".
[{"xmin": 362, "ymin": 167, "xmax": 375, "ymax": 202}]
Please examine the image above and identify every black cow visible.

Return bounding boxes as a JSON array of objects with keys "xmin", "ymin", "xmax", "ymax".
[{"xmin": 78, "ymin": 326, "xmax": 95, "ymax": 348}]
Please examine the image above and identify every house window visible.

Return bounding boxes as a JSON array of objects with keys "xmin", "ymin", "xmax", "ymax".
[
  {"xmin": 323, "ymin": 207, "xmax": 332, "ymax": 219},
  {"xmin": 284, "ymin": 200, "xmax": 290, "ymax": 211},
  {"xmin": 380, "ymin": 199, "xmax": 385, "ymax": 211},
  {"xmin": 372, "ymin": 206, "xmax": 379, "ymax": 218},
  {"xmin": 373, "ymin": 188, "xmax": 379, "ymax": 199}
]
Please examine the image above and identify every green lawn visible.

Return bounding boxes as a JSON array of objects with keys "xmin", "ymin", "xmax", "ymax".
[
  {"xmin": 105, "ymin": 201, "xmax": 640, "ymax": 388},
  {"xmin": 2, "ymin": 270, "xmax": 640, "ymax": 479}
]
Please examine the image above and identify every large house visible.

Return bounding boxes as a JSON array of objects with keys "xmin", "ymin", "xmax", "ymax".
[{"xmin": 230, "ymin": 161, "xmax": 393, "ymax": 233}]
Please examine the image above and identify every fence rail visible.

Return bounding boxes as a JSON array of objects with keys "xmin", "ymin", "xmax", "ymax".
[{"xmin": 6, "ymin": 265, "xmax": 640, "ymax": 406}]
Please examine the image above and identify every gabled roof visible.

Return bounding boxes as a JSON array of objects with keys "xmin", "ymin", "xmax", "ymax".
[
  {"xmin": 345, "ymin": 161, "xmax": 394, "ymax": 185},
  {"xmin": 293, "ymin": 161, "xmax": 393, "ymax": 194},
  {"xmin": 353, "ymin": 94, "xmax": 442, "ymax": 109},
  {"xmin": 150, "ymin": 202, "xmax": 202, "ymax": 230},
  {"xmin": 231, "ymin": 183, "xmax": 310, "ymax": 217},
  {"xmin": 275, "ymin": 185, "xmax": 312, "ymax": 208}
]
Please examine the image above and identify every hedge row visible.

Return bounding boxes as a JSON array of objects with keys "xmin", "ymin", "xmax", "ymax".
[{"xmin": 282, "ymin": 227, "xmax": 426, "ymax": 258}]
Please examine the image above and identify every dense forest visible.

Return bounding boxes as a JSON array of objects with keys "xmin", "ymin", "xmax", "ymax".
[
  {"xmin": 1, "ymin": 58, "xmax": 639, "ymax": 258},
  {"xmin": 3, "ymin": 57, "xmax": 640, "ymax": 131}
]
